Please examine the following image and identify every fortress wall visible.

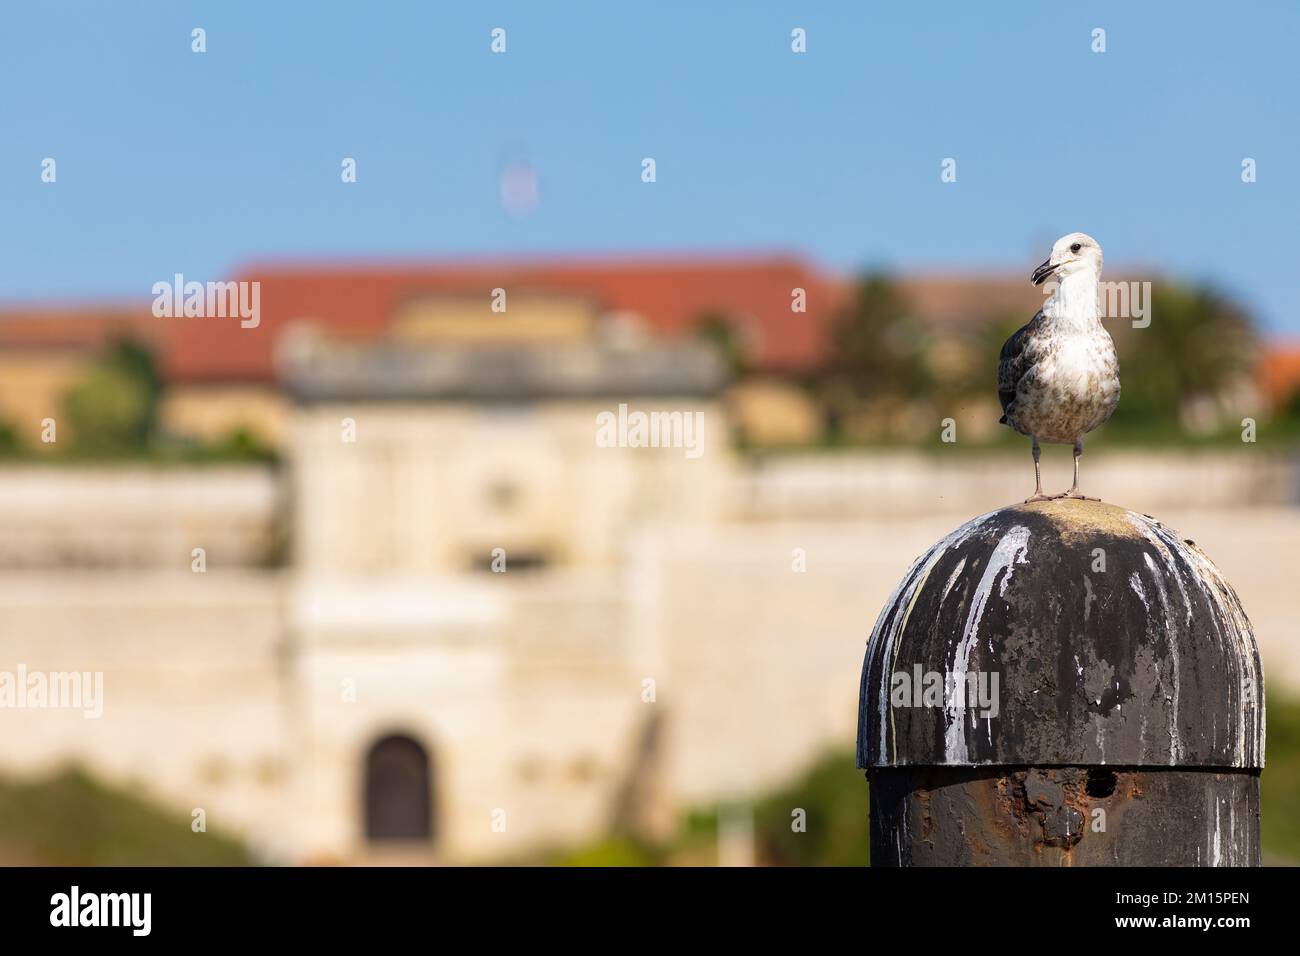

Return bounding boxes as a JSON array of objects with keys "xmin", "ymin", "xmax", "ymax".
[
  {"xmin": 0, "ymin": 571, "xmax": 289, "ymax": 858},
  {"xmin": 0, "ymin": 453, "xmax": 1296, "ymax": 859},
  {"xmin": 0, "ymin": 466, "xmax": 281, "ymax": 569},
  {"xmin": 647, "ymin": 504, "xmax": 1300, "ymax": 807},
  {"xmin": 731, "ymin": 450, "xmax": 1298, "ymax": 521}
]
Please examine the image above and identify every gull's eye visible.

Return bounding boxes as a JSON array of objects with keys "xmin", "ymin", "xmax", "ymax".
[{"xmin": 1070, "ymin": 242, "xmax": 1082, "ymax": 254}]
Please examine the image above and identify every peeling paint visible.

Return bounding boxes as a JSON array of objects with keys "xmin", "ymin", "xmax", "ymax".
[
  {"xmin": 944, "ymin": 526, "xmax": 1030, "ymax": 763},
  {"xmin": 940, "ymin": 556, "xmax": 967, "ymax": 605},
  {"xmin": 858, "ymin": 500, "xmax": 1265, "ymax": 770},
  {"xmin": 864, "ymin": 512, "xmax": 997, "ymax": 763}
]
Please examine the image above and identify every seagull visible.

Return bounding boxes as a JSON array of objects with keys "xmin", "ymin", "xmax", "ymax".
[{"xmin": 997, "ymin": 232, "xmax": 1120, "ymax": 502}]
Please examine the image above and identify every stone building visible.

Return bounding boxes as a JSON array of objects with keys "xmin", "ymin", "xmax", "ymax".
[
  {"xmin": 277, "ymin": 328, "xmax": 728, "ymax": 861},
  {"xmin": 0, "ymin": 258, "xmax": 1296, "ymax": 864},
  {"xmin": 0, "ymin": 315, "xmax": 741, "ymax": 864}
]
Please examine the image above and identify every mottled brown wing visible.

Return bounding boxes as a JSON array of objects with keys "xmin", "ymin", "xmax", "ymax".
[{"xmin": 997, "ymin": 311, "xmax": 1042, "ymax": 424}]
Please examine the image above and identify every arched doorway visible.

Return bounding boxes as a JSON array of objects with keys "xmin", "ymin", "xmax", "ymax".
[{"xmin": 364, "ymin": 734, "xmax": 433, "ymax": 843}]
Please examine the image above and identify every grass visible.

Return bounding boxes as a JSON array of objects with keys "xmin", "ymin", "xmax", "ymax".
[
  {"xmin": 540, "ymin": 696, "xmax": 1300, "ymax": 867},
  {"xmin": 5, "ymin": 699, "xmax": 1297, "ymax": 866},
  {"xmin": 668, "ymin": 753, "xmax": 870, "ymax": 866},
  {"xmin": 1261, "ymin": 695, "xmax": 1300, "ymax": 863},
  {"xmin": 0, "ymin": 766, "xmax": 257, "ymax": 866}
]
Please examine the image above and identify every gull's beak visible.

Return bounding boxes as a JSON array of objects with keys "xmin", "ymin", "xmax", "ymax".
[{"xmin": 1030, "ymin": 258, "xmax": 1057, "ymax": 287}]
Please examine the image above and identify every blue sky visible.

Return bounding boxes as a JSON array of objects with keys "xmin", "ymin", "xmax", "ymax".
[{"xmin": 1, "ymin": 2, "xmax": 1297, "ymax": 335}]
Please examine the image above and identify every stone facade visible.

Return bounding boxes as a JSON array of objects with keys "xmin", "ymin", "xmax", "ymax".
[{"xmin": 0, "ymin": 402, "xmax": 1295, "ymax": 862}]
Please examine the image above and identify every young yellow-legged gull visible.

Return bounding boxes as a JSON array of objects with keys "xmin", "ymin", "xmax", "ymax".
[{"xmin": 997, "ymin": 232, "xmax": 1120, "ymax": 501}]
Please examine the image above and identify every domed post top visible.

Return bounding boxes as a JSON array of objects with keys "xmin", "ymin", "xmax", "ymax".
[{"xmin": 858, "ymin": 498, "xmax": 1264, "ymax": 866}]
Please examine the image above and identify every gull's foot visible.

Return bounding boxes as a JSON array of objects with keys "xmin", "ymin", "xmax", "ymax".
[
  {"xmin": 1054, "ymin": 490, "xmax": 1100, "ymax": 501},
  {"xmin": 1023, "ymin": 493, "xmax": 1054, "ymax": 503}
]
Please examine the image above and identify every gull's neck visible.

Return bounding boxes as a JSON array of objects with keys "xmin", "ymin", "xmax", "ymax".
[{"xmin": 1043, "ymin": 269, "xmax": 1101, "ymax": 330}]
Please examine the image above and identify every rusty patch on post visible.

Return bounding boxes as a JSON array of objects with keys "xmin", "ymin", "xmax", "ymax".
[{"xmin": 869, "ymin": 766, "xmax": 1260, "ymax": 866}]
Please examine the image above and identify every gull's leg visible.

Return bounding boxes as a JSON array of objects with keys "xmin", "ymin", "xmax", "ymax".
[
  {"xmin": 1024, "ymin": 437, "xmax": 1051, "ymax": 503},
  {"xmin": 1060, "ymin": 438, "xmax": 1099, "ymax": 501}
]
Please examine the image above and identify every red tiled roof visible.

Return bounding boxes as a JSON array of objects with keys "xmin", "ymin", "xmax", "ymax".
[
  {"xmin": 1259, "ymin": 343, "xmax": 1300, "ymax": 410},
  {"xmin": 159, "ymin": 255, "xmax": 849, "ymax": 382},
  {"xmin": 0, "ymin": 307, "xmax": 159, "ymax": 351},
  {"xmin": 4, "ymin": 263, "xmax": 1295, "ymax": 401}
]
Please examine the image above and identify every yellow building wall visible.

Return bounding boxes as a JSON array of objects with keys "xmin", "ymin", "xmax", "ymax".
[
  {"xmin": 390, "ymin": 295, "xmax": 596, "ymax": 344},
  {"xmin": 0, "ymin": 352, "xmax": 91, "ymax": 452},
  {"xmin": 161, "ymin": 385, "xmax": 288, "ymax": 447}
]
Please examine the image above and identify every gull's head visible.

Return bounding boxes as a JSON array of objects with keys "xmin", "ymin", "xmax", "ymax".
[{"xmin": 1030, "ymin": 232, "xmax": 1104, "ymax": 286}]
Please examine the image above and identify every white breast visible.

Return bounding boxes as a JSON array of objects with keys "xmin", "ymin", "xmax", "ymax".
[{"xmin": 1045, "ymin": 337, "xmax": 1101, "ymax": 396}]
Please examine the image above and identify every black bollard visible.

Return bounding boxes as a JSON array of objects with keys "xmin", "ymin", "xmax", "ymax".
[{"xmin": 857, "ymin": 499, "xmax": 1264, "ymax": 866}]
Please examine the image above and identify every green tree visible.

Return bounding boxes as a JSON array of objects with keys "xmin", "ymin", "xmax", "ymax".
[
  {"xmin": 819, "ymin": 274, "xmax": 933, "ymax": 441},
  {"xmin": 827, "ymin": 274, "xmax": 932, "ymax": 401},
  {"xmin": 1283, "ymin": 384, "xmax": 1300, "ymax": 423},
  {"xmin": 752, "ymin": 751, "xmax": 869, "ymax": 866},
  {"xmin": 694, "ymin": 311, "xmax": 748, "ymax": 377},
  {"xmin": 0, "ymin": 421, "xmax": 22, "ymax": 458},
  {"xmin": 1261, "ymin": 696, "xmax": 1300, "ymax": 863},
  {"xmin": 1113, "ymin": 283, "xmax": 1256, "ymax": 428},
  {"xmin": 63, "ymin": 339, "xmax": 162, "ymax": 456}
]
